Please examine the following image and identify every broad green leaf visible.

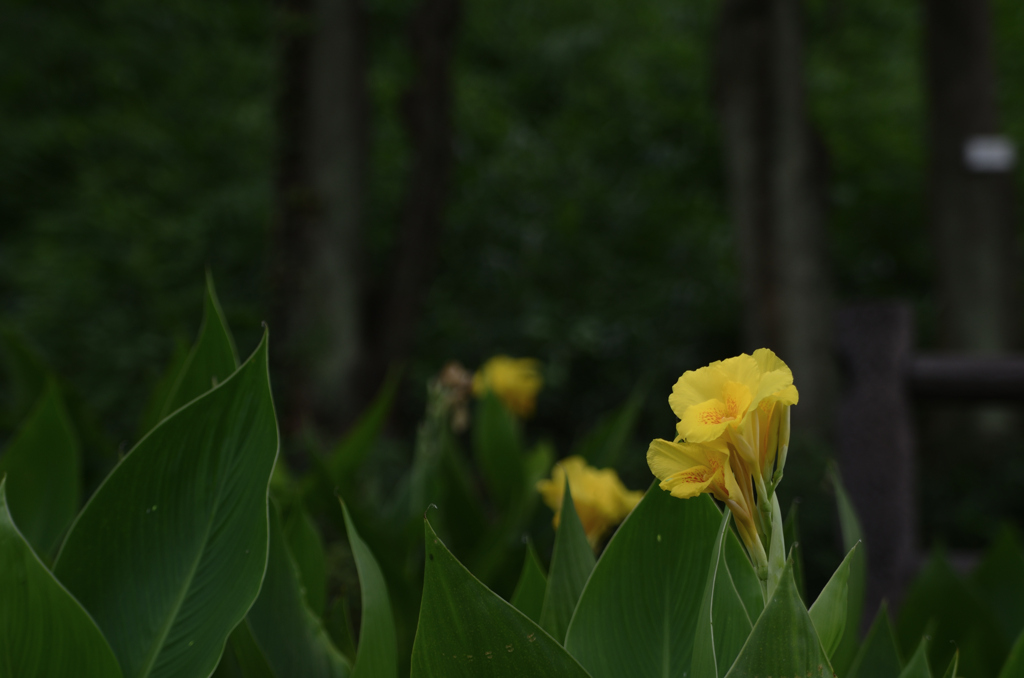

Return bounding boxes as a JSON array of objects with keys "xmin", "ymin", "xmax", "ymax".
[
  {"xmin": 564, "ymin": 486, "xmax": 746, "ymax": 677},
  {"xmin": 570, "ymin": 386, "xmax": 645, "ymax": 468},
  {"xmin": 809, "ymin": 542, "xmax": 859, "ymax": 660},
  {"xmin": 510, "ymin": 541, "xmax": 548, "ymax": 623},
  {"xmin": 0, "ymin": 478, "xmax": 122, "ymax": 677},
  {"xmin": 691, "ymin": 508, "xmax": 754, "ymax": 678},
  {"xmin": 410, "ymin": 516, "xmax": 592, "ymax": 677},
  {"xmin": 53, "ymin": 334, "xmax": 278, "ymax": 678},
  {"xmin": 831, "ymin": 466, "xmax": 867, "ymax": 676},
  {"xmin": 0, "ymin": 315, "xmax": 115, "ymax": 494},
  {"xmin": 846, "ymin": 602, "xmax": 903, "ymax": 678},
  {"xmin": 156, "ymin": 272, "xmax": 239, "ymax": 422},
  {"xmin": 898, "ymin": 637, "xmax": 932, "ymax": 678},
  {"xmin": 466, "ymin": 440, "xmax": 550, "ymax": 585},
  {"xmin": 896, "ymin": 549, "xmax": 1007, "ymax": 678},
  {"xmin": 284, "ymin": 505, "xmax": 328, "ymax": 617},
  {"xmin": 343, "ymin": 502, "xmax": 398, "ymax": 678},
  {"xmin": 998, "ymin": 628, "xmax": 1024, "ymax": 678},
  {"xmin": 724, "ymin": 529, "xmax": 764, "ymax": 622},
  {"xmin": 724, "ymin": 556, "xmax": 833, "ymax": 678},
  {"xmin": 940, "ymin": 651, "xmax": 958, "ymax": 678},
  {"xmin": 971, "ymin": 526, "xmax": 1024, "ymax": 644},
  {"xmin": 326, "ymin": 366, "xmax": 401, "ymax": 486},
  {"xmin": 767, "ymin": 492, "xmax": 785, "ymax": 600},
  {"xmin": 472, "ymin": 392, "xmax": 525, "ymax": 507},
  {"xmin": 434, "ymin": 436, "xmax": 488, "ymax": 559},
  {"xmin": 213, "ymin": 622, "xmax": 276, "ymax": 678},
  {"xmin": 136, "ymin": 337, "xmax": 189, "ymax": 440},
  {"xmin": 0, "ymin": 327, "xmax": 50, "ymax": 428},
  {"xmin": 539, "ymin": 480, "xmax": 596, "ymax": 643},
  {"xmin": 0, "ymin": 380, "xmax": 79, "ymax": 556},
  {"xmin": 784, "ymin": 500, "xmax": 806, "ymax": 602},
  {"xmin": 247, "ymin": 502, "xmax": 350, "ymax": 678}
]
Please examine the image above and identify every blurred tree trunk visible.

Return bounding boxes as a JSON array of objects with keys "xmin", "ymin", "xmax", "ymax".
[
  {"xmin": 923, "ymin": 0, "xmax": 1019, "ymax": 357},
  {"xmin": 271, "ymin": 0, "xmax": 368, "ymax": 442},
  {"xmin": 358, "ymin": 0, "xmax": 462, "ymax": 405},
  {"xmin": 714, "ymin": 0, "xmax": 835, "ymax": 438}
]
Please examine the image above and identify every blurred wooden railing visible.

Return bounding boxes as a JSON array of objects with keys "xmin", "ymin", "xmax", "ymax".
[{"xmin": 835, "ymin": 302, "xmax": 1024, "ymax": 624}]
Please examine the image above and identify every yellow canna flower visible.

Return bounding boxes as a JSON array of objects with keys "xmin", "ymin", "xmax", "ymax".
[
  {"xmin": 472, "ymin": 355, "xmax": 544, "ymax": 418},
  {"xmin": 650, "ymin": 349, "xmax": 800, "ymax": 577},
  {"xmin": 536, "ymin": 456, "xmax": 643, "ymax": 548},
  {"xmin": 670, "ymin": 348, "xmax": 797, "ymax": 483}
]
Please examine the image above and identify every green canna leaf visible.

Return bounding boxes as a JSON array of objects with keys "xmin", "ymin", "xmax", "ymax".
[
  {"xmin": 809, "ymin": 542, "xmax": 860, "ymax": 659},
  {"xmin": 724, "ymin": 527, "xmax": 765, "ymax": 623},
  {"xmin": 970, "ymin": 525, "xmax": 1024, "ymax": 645},
  {"xmin": 845, "ymin": 602, "xmax": 903, "ymax": 678},
  {"xmin": 940, "ymin": 650, "xmax": 959, "ymax": 678},
  {"xmin": 510, "ymin": 541, "xmax": 548, "ymax": 624},
  {"xmin": 283, "ymin": 504, "xmax": 328, "ymax": 618},
  {"xmin": 0, "ymin": 478, "xmax": 122, "ymax": 677},
  {"xmin": 0, "ymin": 380, "xmax": 79, "ymax": 557},
  {"xmin": 472, "ymin": 392, "xmax": 526, "ymax": 507},
  {"xmin": 212, "ymin": 622, "xmax": 276, "ymax": 678},
  {"xmin": 410, "ymin": 514, "xmax": 592, "ymax": 677},
  {"xmin": 898, "ymin": 637, "xmax": 932, "ymax": 678},
  {"xmin": 343, "ymin": 501, "xmax": 398, "ymax": 678},
  {"xmin": 246, "ymin": 502, "xmax": 350, "ymax": 678},
  {"xmin": 136, "ymin": 338, "xmax": 190, "ymax": 441},
  {"xmin": 538, "ymin": 479, "xmax": 596, "ymax": 643},
  {"xmin": 896, "ymin": 549, "xmax": 1006, "ymax": 677},
  {"xmin": 724, "ymin": 556, "xmax": 833, "ymax": 678},
  {"xmin": 830, "ymin": 465, "xmax": 868, "ymax": 676},
  {"xmin": 564, "ymin": 486, "xmax": 755, "ymax": 678},
  {"xmin": 690, "ymin": 508, "xmax": 754, "ymax": 677},
  {"xmin": 325, "ymin": 366, "xmax": 400, "ymax": 488},
  {"xmin": 783, "ymin": 500, "xmax": 806, "ymax": 602},
  {"xmin": 998, "ymin": 628, "xmax": 1024, "ymax": 678},
  {"xmin": 53, "ymin": 333, "xmax": 278, "ymax": 678},
  {"xmin": 154, "ymin": 271, "xmax": 239, "ymax": 425}
]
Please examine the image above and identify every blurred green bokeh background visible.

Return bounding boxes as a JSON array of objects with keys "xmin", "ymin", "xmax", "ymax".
[{"xmin": 3, "ymin": 0, "xmax": 1024, "ymax": 598}]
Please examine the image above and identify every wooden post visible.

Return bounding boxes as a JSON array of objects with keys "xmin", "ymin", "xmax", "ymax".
[{"xmin": 836, "ymin": 302, "xmax": 917, "ymax": 620}]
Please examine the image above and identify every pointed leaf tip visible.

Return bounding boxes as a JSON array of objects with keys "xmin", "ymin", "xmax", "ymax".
[{"xmin": 413, "ymin": 516, "xmax": 590, "ymax": 677}]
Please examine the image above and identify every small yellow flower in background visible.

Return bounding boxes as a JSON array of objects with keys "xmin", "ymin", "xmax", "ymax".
[
  {"xmin": 472, "ymin": 356, "xmax": 543, "ymax": 418},
  {"xmin": 536, "ymin": 456, "xmax": 643, "ymax": 548}
]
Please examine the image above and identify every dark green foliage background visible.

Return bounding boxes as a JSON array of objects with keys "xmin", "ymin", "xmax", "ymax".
[{"xmin": 3, "ymin": 0, "xmax": 1024, "ymax": 594}]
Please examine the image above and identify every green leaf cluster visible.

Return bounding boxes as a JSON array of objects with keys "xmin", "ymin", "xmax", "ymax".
[
  {"xmin": 0, "ymin": 278, "xmax": 397, "ymax": 678},
  {"xmin": 5, "ymin": 277, "xmax": 1024, "ymax": 678}
]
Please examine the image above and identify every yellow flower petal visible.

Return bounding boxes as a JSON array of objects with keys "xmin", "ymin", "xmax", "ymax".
[
  {"xmin": 668, "ymin": 354, "xmax": 761, "ymax": 421},
  {"xmin": 675, "ymin": 379, "xmax": 753, "ymax": 443},
  {"xmin": 536, "ymin": 455, "xmax": 641, "ymax": 547},
  {"xmin": 751, "ymin": 347, "xmax": 787, "ymax": 374},
  {"xmin": 773, "ymin": 384, "xmax": 799, "ymax": 406},
  {"xmin": 751, "ymin": 348, "xmax": 798, "ymax": 405},
  {"xmin": 646, "ymin": 438, "xmax": 737, "ymax": 504}
]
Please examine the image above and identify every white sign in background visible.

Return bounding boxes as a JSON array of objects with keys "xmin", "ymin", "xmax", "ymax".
[{"xmin": 963, "ymin": 135, "xmax": 1017, "ymax": 173}]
